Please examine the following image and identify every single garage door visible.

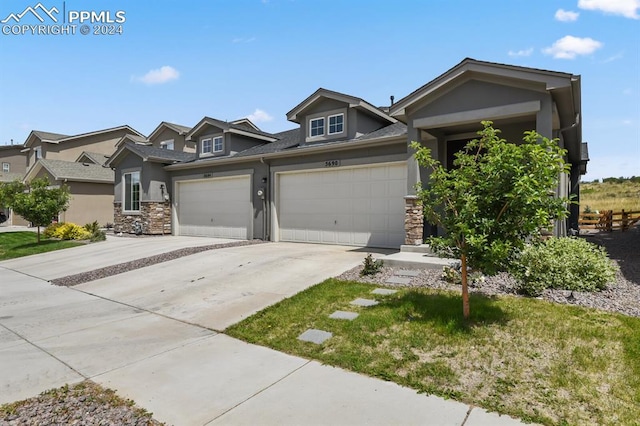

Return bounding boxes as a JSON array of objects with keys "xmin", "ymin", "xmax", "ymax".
[
  {"xmin": 176, "ymin": 175, "xmax": 251, "ymax": 239},
  {"xmin": 277, "ymin": 162, "xmax": 406, "ymax": 248}
]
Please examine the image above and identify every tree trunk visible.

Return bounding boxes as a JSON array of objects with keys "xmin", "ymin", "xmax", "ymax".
[
  {"xmin": 461, "ymin": 253, "xmax": 470, "ymax": 319},
  {"xmin": 37, "ymin": 225, "xmax": 41, "ymax": 244}
]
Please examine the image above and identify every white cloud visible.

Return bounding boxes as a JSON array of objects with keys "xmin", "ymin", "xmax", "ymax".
[
  {"xmin": 542, "ymin": 35, "xmax": 603, "ymax": 59},
  {"xmin": 247, "ymin": 109, "xmax": 273, "ymax": 123},
  {"xmin": 135, "ymin": 66, "xmax": 180, "ymax": 85},
  {"xmin": 578, "ymin": 0, "xmax": 639, "ymax": 19},
  {"xmin": 508, "ymin": 47, "xmax": 534, "ymax": 57},
  {"xmin": 578, "ymin": 0, "xmax": 640, "ymax": 19},
  {"xmin": 555, "ymin": 9, "xmax": 580, "ymax": 21},
  {"xmin": 602, "ymin": 52, "xmax": 624, "ymax": 63}
]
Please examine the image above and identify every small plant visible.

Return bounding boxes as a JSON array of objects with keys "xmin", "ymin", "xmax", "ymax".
[
  {"xmin": 84, "ymin": 220, "xmax": 106, "ymax": 242},
  {"xmin": 45, "ymin": 222, "xmax": 92, "ymax": 241},
  {"xmin": 43, "ymin": 222, "xmax": 64, "ymax": 239},
  {"xmin": 511, "ymin": 237, "xmax": 618, "ymax": 296},
  {"xmin": 442, "ymin": 265, "xmax": 485, "ymax": 286},
  {"xmin": 583, "ymin": 205, "xmax": 593, "ymax": 213},
  {"xmin": 104, "ymin": 222, "xmax": 114, "ymax": 229},
  {"xmin": 360, "ymin": 253, "xmax": 383, "ymax": 276}
]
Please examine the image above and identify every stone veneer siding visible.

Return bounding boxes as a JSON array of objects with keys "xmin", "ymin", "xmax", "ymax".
[
  {"xmin": 114, "ymin": 202, "xmax": 172, "ymax": 235},
  {"xmin": 404, "ymin": 195, "xmax": 424, "ymax": 245}
]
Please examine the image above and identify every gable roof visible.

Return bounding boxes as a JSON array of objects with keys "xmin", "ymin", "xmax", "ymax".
[
  {"xmin": 106, "ymin": 142, "xmax": 196, "ymax": 168},
  {"xmin": 24, "ymin": 125, "xmax": 144, "ymax": 148},
  {"xmin": 390, "ymin": 57, "xmax": 577, "ymax": 121},
  {"xmin": 286, "ymin": 88, "xmax": 397, "ymax": 125},
  {"xmin": 148, "ymin": 121, "xmax": 192, "ymax": 141},
  {"xmin": 76, "ymin": 151, "xmax": 110, "ymax": 166},
  {"xmin": 185, "ymin": 116, "xmax": 277, "ymax": 142},
  {"xmin": 230, "ymin": 118, "xmax": 261, "ymax": 132},
  {"xmin": 166, "ymin": 122, "xmax": 406, "ymax": 170},
  {"xmin": 115, "ymin": 133, "xmax": 150, "ymax": 148},
  {"xmin": 26, "ymin": 159, "xmax": 114, "ymax": 183}
]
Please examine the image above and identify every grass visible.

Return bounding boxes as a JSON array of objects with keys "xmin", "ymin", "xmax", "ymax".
[
  {"xmin": 226, "ymin": 279, "xmax": 640, "ymax": 426},
  {"xmin": 0, "ymin": 231, "xmax": 83, "ymax": 260},
  {"xmin": 581, "ymin": 181, "xmax": 640, "ymax": 212}
]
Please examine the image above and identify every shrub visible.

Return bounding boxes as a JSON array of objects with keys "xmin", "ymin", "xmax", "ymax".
[
  {"xmin": 45, "ymin": 222, "xmax": 92, "ymax": 241},
  {"xmin": 360, "ymin": 253, "xmax": 383, "ymax": 277},
  {"xmin": 511, "ymin": 237, "xmax": 618, "ymax": 296},
  {"xmin": 84, "ymin": 220, "xmax": 106, "ymax": 242}
]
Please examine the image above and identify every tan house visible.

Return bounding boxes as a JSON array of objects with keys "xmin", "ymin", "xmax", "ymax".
[
  {"xmin": 0, "ymin": 144, "xmax": 29, "ymax": 226},
  {"xmin": 21, "ymin": 125, "xmax": 144, "ymax": 226}
]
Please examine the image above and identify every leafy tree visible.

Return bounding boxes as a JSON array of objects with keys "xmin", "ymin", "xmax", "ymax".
[
  {"xmin": 411, "ymin": 121, "xmax": 571, "ymax": 319},
  {"xmin": 0, "ymin": 178, "xmax": 70, "ymax": 243}
]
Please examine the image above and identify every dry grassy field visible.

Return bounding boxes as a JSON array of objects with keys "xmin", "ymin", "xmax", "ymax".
[{"xmin": 580, "ymin": 180, "xmax": 640, "ymax": 212}]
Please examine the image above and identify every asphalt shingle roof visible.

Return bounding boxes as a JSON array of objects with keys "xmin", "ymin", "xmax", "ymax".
[
  {"xmin": 32, "ymin": 131, "xmax": 69, "ymax": 141},
  {"xmin": 79, "ymin": 152, "xmax": 110, "ymax": 166},
  {"xmin": 38, "ymin": 159, "xmax": 114, "ymax": 182},
  {"xmin": 126, "ymin": 143, "xmax": 197, "ymax": 163}
]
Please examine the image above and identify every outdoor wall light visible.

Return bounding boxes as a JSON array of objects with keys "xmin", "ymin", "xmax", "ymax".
[{"xmin": 261, "ymin": 177, "xmax": 267, "ymax": 183}]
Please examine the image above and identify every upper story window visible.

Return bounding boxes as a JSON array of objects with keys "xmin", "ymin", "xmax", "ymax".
[
  {"xmin": 34, "ymin": 146, "xmax": 42, "ymax": 160},
  {"xmin": 124, "ymin": 171, "xmax": 141, "ymax": 212},
  {"xmin": 201, "ymin": 136, "xmax": 223, "ymax": 155},
  {"xmin": 160, "ymin": 139, "xmax": 174, "ymax": 150},
  {"xmin": 328, "ymin": 114, "xmax": 344, "ymax": 135},
  {"xmin": 309, "ymin": 118, "xmax": 325, "ymax": 138},
  {"xmin": 2, "ymin": 163, "xmax": 9, "ymax": 172}
]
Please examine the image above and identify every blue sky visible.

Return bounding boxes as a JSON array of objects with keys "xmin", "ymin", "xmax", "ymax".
[{"xmin": 0, "ymin": 0, "xmax": 638, "ymax": 180}]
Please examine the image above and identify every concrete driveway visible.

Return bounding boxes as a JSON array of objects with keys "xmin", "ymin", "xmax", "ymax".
[{"xmin": 0, "ymin": 237, "xmax": 524, "ymax": 425}]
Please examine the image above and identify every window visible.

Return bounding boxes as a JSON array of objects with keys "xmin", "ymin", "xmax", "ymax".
[
  {"xmin": 213, "ymin": 136, "xmax": 223, "ymax": 152},
  {"xmin": 309, "ymin": 118, "xmax": 325, "ymax": 137},
  {"xmin": 2, "ymin": 163, "xmax": 8, "ymax": 172},
  {"xmin": 328, "ymin": 114, "xmax": 344, "ymax": 135},
  {"xmin": 160, "ymin": 139, "xmax": 174, "ymax": 150},
  {"xmin": 124, "ymin": 171, "xmax": 140, "ymax": 212},
  {"xmin": 34, "ymin": 146, "xmax": 42, "ymax": 160},
  {"xmin": 201, "ymin": 138, "xmax": 213, "ymax": 154}
]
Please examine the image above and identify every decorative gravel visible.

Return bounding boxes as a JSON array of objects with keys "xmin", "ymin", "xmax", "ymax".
[
  {"xmin": 51, "ymin": 239, "xmax": 265, "ymax": 287},
  {"xmin": 0, "ymin": 381, "xmax": 164, "ymax": 425},
  {"xmin": 338, "ymin": 226, "xmax": 640, "ymax": 318}
]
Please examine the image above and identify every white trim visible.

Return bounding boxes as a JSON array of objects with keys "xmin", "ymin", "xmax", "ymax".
[
  {"xmin": 201, "ymin": 137, "xmax": 213, "ymax": 154},
  {"xmin": 123, "ymin": 170, "xmax": 141, "ymax": 213},
  {"xmin": 328, "ymin": 113, "xmax": 344, "ymax": 135},
  {"xmin": 309, "ymin": 117, "xmax": 325, "ymax": 138},
  {"xmin": 1, "ymin": 162, "xmax": 9, "ymax": 172},
  {"xmin": 213, "ymin": 136, "xmax": 224, "ymax": 153},
  {"xmin": 160, "ymin": 139, "xmax": 174, "ymax": 150}
]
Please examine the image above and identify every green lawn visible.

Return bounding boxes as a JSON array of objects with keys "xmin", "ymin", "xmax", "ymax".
[
  {"xmin": 226, "ymin": 279, "xmax": 640, "ymax": 426},
  {"xmin": 0, "ymin": 231, "xmax": 83, "ymax": 260}
]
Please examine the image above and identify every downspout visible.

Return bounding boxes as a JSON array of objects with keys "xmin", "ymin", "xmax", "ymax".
[{"xmin": 260, "ymin": 156, "xmax": 269, "ymax": 241}]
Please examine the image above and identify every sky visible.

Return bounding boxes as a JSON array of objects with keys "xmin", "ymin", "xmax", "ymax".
[{"xmin": 0, "ymin": 0, "xmax": 638, "ymax": 181}]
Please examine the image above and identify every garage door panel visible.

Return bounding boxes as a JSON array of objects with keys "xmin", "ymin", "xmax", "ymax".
[
  {"xmin": 177, "ymin": 175, "xmax": 250, "ymax": 239},
  {"xmin": 278, "ymin": 163, "xmax": 406, "ymax": 248}
]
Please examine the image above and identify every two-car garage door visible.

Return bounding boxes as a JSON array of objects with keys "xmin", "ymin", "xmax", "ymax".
[
  {"xmin": 176, "ymin": 175, "xmax": 251, "ymax": 239},
  {"xmin": 277, "ymin": 163, "xmax": 407, "ymax": 248}
]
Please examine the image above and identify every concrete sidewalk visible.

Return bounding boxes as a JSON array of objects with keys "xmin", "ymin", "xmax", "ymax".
[{"xmin": 1, "ymin": 240, "xmax": 528, "ymax": 425}]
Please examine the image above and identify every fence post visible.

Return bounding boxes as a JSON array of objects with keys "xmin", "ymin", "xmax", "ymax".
[
  {"xmin": 621, "ymin": 209, "xmax": 628, "ymax": 231},
  {"xmin": 606, "ymin": 210, "xmax": 613, "ymax": 232}
]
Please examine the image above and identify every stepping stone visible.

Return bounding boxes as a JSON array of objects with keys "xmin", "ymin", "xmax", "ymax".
[
  {"xmin": 298, "ymin": 329, "xmax": 332, "ymax": 344},
  {"xmin": 372, "ymin": 288, "xmax": 397, "ymax": 295},
  {"xmin": 329, "ymin": 311, "xmax": 359, "ymax": 320},
  {"xmin": 350, "ymin": 298, "xmax": 379, "ymax": 307},
  {"xmin": 386, "ymin": 276, "xmax": 411, "ymax": 285},
  {"xmin": 396, "ymin": 269, "xmax": 420, "ymax": 277}
]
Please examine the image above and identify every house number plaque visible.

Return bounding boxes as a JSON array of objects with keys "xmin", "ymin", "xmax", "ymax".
[{"xmin": 324, "ymin": 160, "xmax": 340, "ymax": 167}]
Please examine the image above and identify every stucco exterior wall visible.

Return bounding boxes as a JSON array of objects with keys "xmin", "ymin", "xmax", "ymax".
[
  {"xmin": 0, "ymin": 146, "xmax": 27, "ymax": 175},
  {"xmin": 150, "ymin": 127, "xmax": 195, "ymax": 153},
  {"xmin": 61, "ymin": 182, "xmax": 114, "ymax": 226}
]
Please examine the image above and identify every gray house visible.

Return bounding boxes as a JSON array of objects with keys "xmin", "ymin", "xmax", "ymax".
[{"xmin": 107, "ymin": 58, "xmax": 588, "ymax": 248}]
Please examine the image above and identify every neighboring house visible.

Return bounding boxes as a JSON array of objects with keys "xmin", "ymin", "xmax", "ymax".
[
  {"xmin": 0, "ymin": 144, "xmax": 29, "ymax": 226},
  {"xmin": 21, "ymin": 125, "xmax": 145, "ymax": 226},
  {"xmin": 107, "ymin": 58, "xmax": 588, "ymax": 248}
]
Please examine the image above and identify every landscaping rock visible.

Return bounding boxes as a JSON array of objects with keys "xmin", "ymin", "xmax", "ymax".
[
  {"xmin": 298, "ymin": 329, "xmax": 333, "ymax": 344},
  {"xmin": 350, "ymin": 298, "xmax": 379, "ymax": 307},
  {"xmin": 329, "ymin": 311, "xmax": 359, "ymax": 320}
]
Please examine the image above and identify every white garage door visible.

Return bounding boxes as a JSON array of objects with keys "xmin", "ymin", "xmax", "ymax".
[
  {"xmin": 277, "ymin": 162, "xmax": 406, "ymax": 248},
  {"xmin": 176, "ymin": 175, "xmax": 251, "ymax": 239}
]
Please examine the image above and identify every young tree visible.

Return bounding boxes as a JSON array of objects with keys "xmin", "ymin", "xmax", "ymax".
[
  {"xmin": 411, "ymin": 121, "xmax": 571, "ymax": 319},
  {"xmin": 0, "ymin": 178, "xmax": 70, "ymax": 243}
]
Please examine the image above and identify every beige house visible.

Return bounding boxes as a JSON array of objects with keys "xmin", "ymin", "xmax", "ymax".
[
  {"xmin": 20, "ymin": 125, "xmax": 144, "ymax": 226},
  {"xmin": 0, "ymin": 144, "xmax": 29, "ymax": 226}
]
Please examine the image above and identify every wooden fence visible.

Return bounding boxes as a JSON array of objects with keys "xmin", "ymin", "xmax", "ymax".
[{"xmin": 579, "ymin": 209, "xmax": 640, "ymax": 232}]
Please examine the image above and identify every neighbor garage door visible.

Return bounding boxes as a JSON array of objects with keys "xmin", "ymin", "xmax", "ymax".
[
  {"xmin": 277, "ymin": 162, "xmax": 406, "ymax": 248},
  {"xmin": 176, "ymin": 175, "xmax": 251, "ymax": 239}
]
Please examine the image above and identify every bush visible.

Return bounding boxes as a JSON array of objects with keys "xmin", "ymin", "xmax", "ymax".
[
  {"xmin": 360, "ymin": 253, "xmax": 383, "ymax": 276},
  {"xmin": 44, "ymin": 222, "xmax": 92, "ymax": 241},
  {"xmin": 511, "ymin": 237, "xmax": 618, "ymax": 296},
  {"xmin": 84, "ymin": 220, "xmax": 106, "ymax": 242}
]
